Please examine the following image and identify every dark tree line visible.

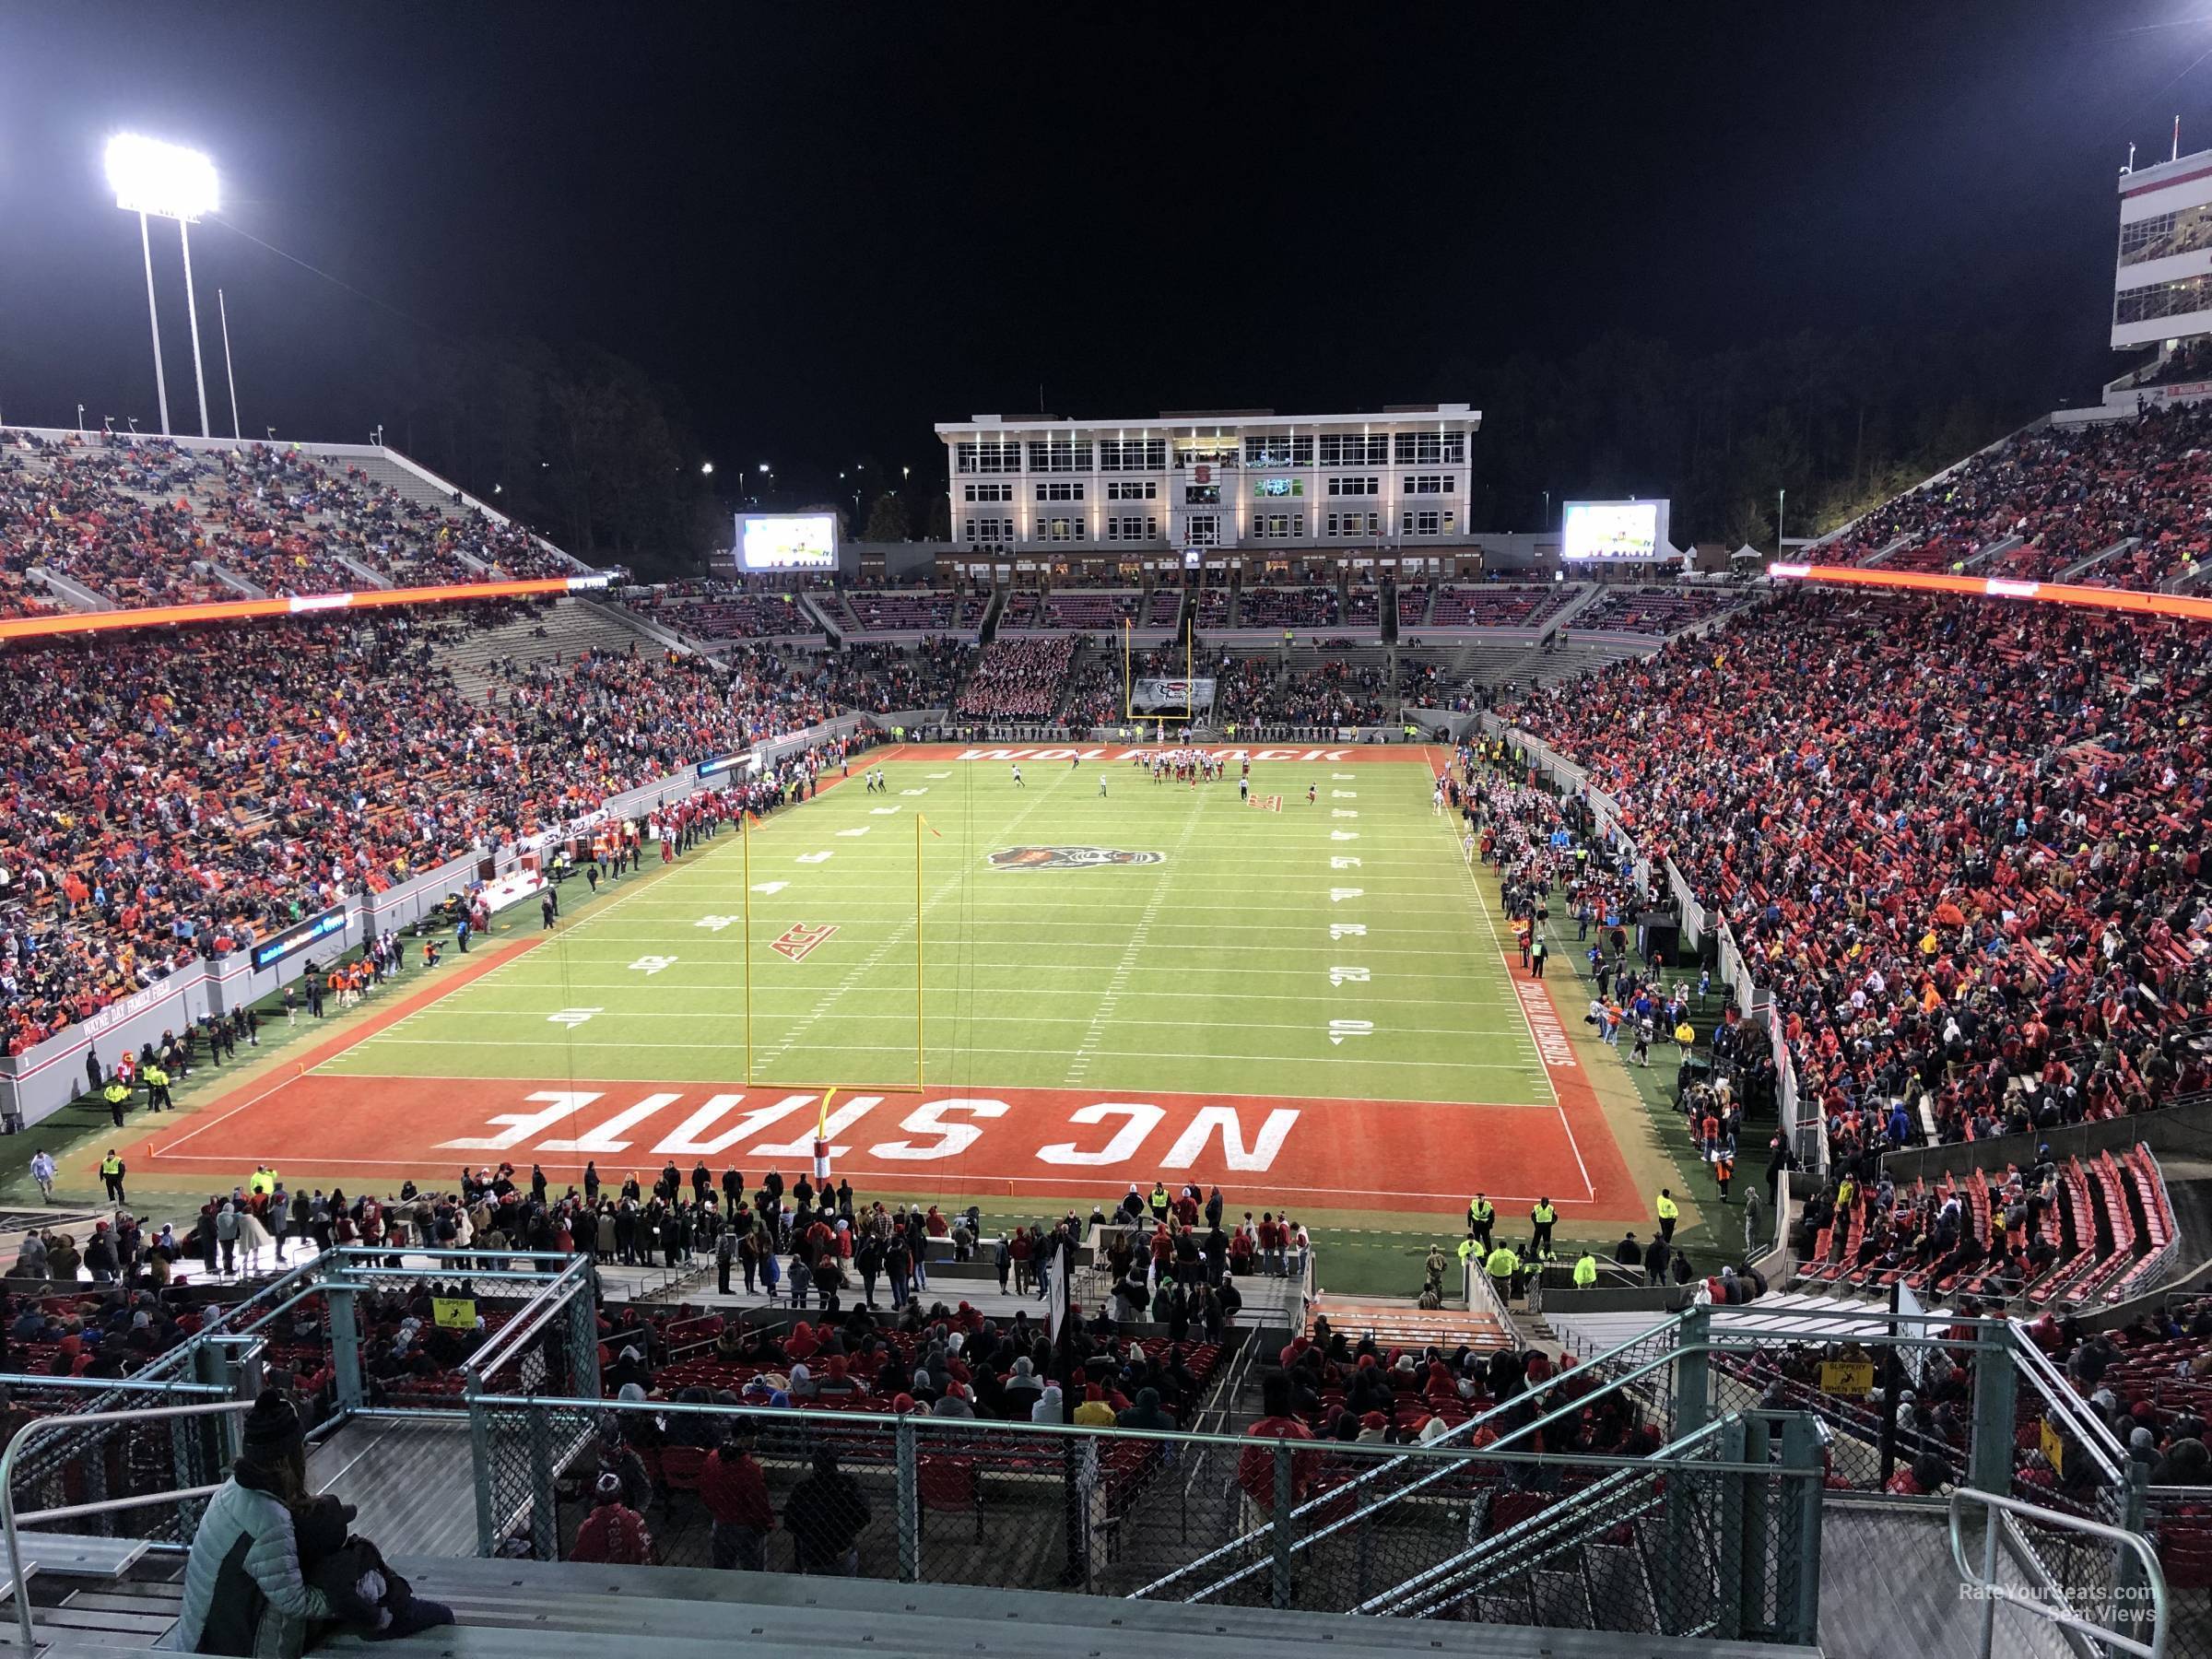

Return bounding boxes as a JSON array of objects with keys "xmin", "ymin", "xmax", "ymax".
[
  {"xmin": 359, "ymin": 322, "xmax": 2077, "ymax": 572},
  {"xmin": 1468, "ymin": 324, "xmax": 2073, "ymax": 547},
  {"xmin": 359, "ymin": 336, "xmax": 718, "ymax": 575}
]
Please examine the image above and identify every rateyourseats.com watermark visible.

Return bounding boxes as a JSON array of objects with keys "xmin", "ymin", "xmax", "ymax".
[{"xmin": 1957, "ymin": 1583, "xmax": 2157, "ymax": 1606}]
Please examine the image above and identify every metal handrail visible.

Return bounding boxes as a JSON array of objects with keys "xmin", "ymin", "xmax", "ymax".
[
  {"xmin": 461, "ymin": 1253, "xmax": 594, "ymax": 1383},
  {"xmin": 1133, "ymin": 1331, "xmax": 1708, "ymax": 1601},
  {"xmin": 0, "ymin": 1396, "xmax": 253, "ymax": 1651},
  {"xmin": 1947, "ymin": 1485, "xmax": 2167, "ymax": 1659},
  {"xmin": 2008, "ymin": 1324, "xmax": 2126, "ymax": 1485},
  {"xmin": 1361, "ymin": 1418, "xmax": 1744, "ymax": 1620}
]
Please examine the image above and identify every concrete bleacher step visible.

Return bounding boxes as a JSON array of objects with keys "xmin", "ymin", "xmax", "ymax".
[
  {"xmin": 1307, "ymin": 1293, "xmax": 1512, "ymax": 1353},
  {"xmin": 1528, "ymin": 1566, "xmax": 1595, "ymax": 1629},
  {"xmin": 365, "ymin": 1558, "xmax": 1812, "ymax": 1658},
  {"xmin": 1583, "ymin": 1541, "xmax": 1659, "ymax": 1632},
  {"xmin": 435, "ymin": 598, "xmax": 658, "ymax": 702},
  {"xmin": 0, "ymin": 1537, "xmax": 147, "ymax": 1585},
  {"xmin": 1475, "ymin": 1585, "xmax": 1533, "ymax": 1624}
]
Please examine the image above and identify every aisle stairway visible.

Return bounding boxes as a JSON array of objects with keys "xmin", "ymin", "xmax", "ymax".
[
  {"xmin": 1544, "ymin": 1288, "xmax": 1888, "ymax": 1359},
  {"xmin": 432, "ymin": 599, "xmax": 659, "ymax": 702},
  {"xmin": 1307, "ymin": 1292, "xmax": 1514, "ymax": 1354},
  {"xmin": 16, "ymin": 1556, "xmax": 1817, "ymax": 1659}
]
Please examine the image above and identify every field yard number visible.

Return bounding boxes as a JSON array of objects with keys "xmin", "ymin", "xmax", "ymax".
[
  {"xmin": 1329, "ymin": 888, "xmax": 1363, "ymax": 903},
  {"xmin": 870, "ymin": 806, "xmax": 900, "ymax": 815},
  {"xmin": 900, "ymin": 789, "xmax": 928, "ymax": 796},
  {"xmin": 750, "ymin": 881, "xmax": 789, "ymax": 896},
  {"xmin": 1332, "ymin": 772, "xmax": 1356, "ymax": 781},
  {"xmin": 629, "ymin": 955, "xmax": 679, "ymax": 975},
  {"xmin": 1330, "ymin": 923, "xmax": 1367, "ymax": 939},
  {"xmin": 1329, "ymin": 965, "xmax": 1371, "ymax": 985},
  {"xmin": 796, "ymin": 852, "xmax": 834, "ymax": 865},
  {"xmin": 1328, "ymin": 1019, "xmax": 1374, "ymax": 1045},
  {"xmin": 1330, "ymin": 830, "xmax": 1359, "ymax": 842},
  {"xmin": 695, "ymin": 915, "xmax": 737, "ymax": 933},
  {"xmin": 1331, "ymin": 856, "xmax": 1361, "ymax": 869},
  {"xmin": 547, "ymin": 1008, "xmax": 601, "ymax": 1029},
  {"xmin": 1331, "ymin": 809, "xmax": 1358, "ymax": 819},
  {"xmin": 835, "ymin": 827, "xmax": 870, "ymax": 837},
  {"xmin": 1332, "ymin": 790, "xmax": 1357, "ymax": 799}
]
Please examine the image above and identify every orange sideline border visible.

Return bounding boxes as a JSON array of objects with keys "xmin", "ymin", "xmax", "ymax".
[
  {"xmin": 1771, "ymin": 561, "xmax": 2212, "ymax": 621},
  {"xmin": 0, "ymin": 574, "xmax": 611, "ymax": 642}
]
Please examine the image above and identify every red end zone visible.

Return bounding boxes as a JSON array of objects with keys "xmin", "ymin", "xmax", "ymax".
[{"xmin": 117, "ymin": 1074, "xmax": 1634, "ymax": 1217}]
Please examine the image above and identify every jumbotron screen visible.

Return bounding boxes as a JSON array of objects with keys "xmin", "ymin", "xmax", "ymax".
[
  {"xmin": 1561, "ymin": 499, "xmax": 1668, "ymax": 561},
  {"xmin": 733, "ymin": 512, "xmax": 839, "ymax": 571}
]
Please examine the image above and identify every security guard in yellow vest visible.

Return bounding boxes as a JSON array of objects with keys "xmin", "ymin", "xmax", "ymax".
[
  {"xmin": 1656, "ymin": 1188, "xmax": 1680, "ymax": 1241},
  {"xmin": 100, "ymin": 1150, "xmax": 126, "ymax": 1203},
  {"xmin": 1484, "ymin": 1241, "xmax": 1521, "ymax": 1299},
  {"xmin": 143, "ymin": 1063, "xmax": 171, "ymax": 1112},
  {"xmin": 1529, "ymin": 1198, "xmax": 1558, "ymax": 1261},
  {"xmin": 1572, "ymin": 1250, "xmax": 1599, "ymax": 1289},
  {"xmin": 1467, "ymin": 1194, "xmax": 1495, "ymax": 1250},
  {"xmin": 1456, "ymin": 1234, "xmax": 1477, "ymax": 1269},
  {"xmin": 101, "ymin": 1078, "xmax": 131, "ymax": 1128}
]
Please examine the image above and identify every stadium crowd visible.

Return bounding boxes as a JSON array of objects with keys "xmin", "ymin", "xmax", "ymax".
[
  {"xmin": 0, "ymin": 614, "xmax": 881, "ymax": 1057},
  {"xmin": 953, "ymin": 635, "xmax": 1077, "ymax": 719},
  {"xmin": 0, "ymin": 430, "xmax": 575, "ymax": 612},
  {"xmin": 1214, "ymin": 658, "xmax": 1392, "ymax": 729},
  {"xmin": 1820, "ymin": 403, "xmax": 2212, "ymax": 586},
  {"xmin": 1501, "ymin": 589, "xmax": 2212, "ymax": 1158}
]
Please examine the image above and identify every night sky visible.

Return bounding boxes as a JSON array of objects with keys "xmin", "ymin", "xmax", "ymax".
[{"xmin": 1, "ymin": 2, "xmax": 2206, "ymax": 494}]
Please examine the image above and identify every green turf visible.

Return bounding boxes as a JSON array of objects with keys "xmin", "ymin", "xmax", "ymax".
[{"xmin": 316, "ymin": 755, "xmax": 1551, "ymax": 1106}]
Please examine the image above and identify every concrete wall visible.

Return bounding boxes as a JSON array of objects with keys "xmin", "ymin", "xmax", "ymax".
[{"xmin": 1879, "ymin": 1098, "xmax": 2208, "ymax": 1186}]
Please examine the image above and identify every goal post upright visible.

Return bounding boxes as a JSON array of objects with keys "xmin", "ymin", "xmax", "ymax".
[
  {"xmin": 742, "ymin": 807, "xmax": 754, "ymax": 1086},
  {"xmin": 916, "ymin": 807, "xmax": 925, "ymax": 1089},
  {"xmin": 1121, "ymin": 617, "xmax": 1132, "ymax": 724}
]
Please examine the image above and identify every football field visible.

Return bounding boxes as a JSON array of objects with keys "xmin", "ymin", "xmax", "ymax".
[{"xmin": 116, "ymin": 744, "xmax": 1640, "ymax": 1222}]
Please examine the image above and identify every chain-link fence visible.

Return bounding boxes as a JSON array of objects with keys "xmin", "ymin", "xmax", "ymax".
[
  {"xmin": 2139, "ymin": 1487, "xmax": 2212, "ymax": 1659},
  {"xmin": 465, "ymin": 1387, "xmax": 1824, "ymax": 1640},
  {"xmin": 0, "ymin": 1370, "xmax": 232, "ymax": 1548}
]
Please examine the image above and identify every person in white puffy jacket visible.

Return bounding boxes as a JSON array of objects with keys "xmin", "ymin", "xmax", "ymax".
[{"xmin": 165, "ymin": 1391, "xmax": 332, "ymax": 1656}]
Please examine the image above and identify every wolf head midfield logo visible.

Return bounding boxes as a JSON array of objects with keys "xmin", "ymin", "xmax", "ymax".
[{"xmin": 988, "ymin": 846, "xmax": 1166, "ymax": 871}]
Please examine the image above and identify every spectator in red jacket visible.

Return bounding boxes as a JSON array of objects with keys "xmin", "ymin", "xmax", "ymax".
[
  {"xmin": 1237, "ymin": 1372, "xmax": 1318, "ymax": 1521},
  {"xmin": 700, "ymin": 1419, "xmax": 775, "ymax": 1571},
  {"xmin": 571, "ymin": 1472, "xmax": 654, "ymax": 1564}
]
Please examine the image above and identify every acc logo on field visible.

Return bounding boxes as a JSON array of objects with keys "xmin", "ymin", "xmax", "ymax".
[
  {"xmin": 988, "ymin": 846, "xmax": 1165, "ymax": 871},
  {"xmin": 771, "ymin": 923, "xmax": 838, "ymax": 962}
]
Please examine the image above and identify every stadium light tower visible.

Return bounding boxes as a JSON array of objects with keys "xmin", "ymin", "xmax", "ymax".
[{"xmin": 104, "ymin": 135, "xmax": 218, "ymax": 439}]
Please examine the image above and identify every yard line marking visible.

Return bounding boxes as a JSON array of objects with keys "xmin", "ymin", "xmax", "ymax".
[
  {"xmin": 1065, "ymin": 789, "xmax": 1206, "ymax": 1086},
  {"xmin": 752, "ymin": 762, "xmax": 1077, "ymax": 1069},
  {"xmin": 334, "ymin": 1036, "xmax": 1540, "ymax": 1071},
  {"xmin": 439, "ymin": 982, "xmax": 1522, "ymax": 1011},
  {"xmin": 504, "ymin": 941, "xmax": 1505, "ymax": 963},
  {"xmin": 394, "ymin": 1006, "xmax": 1495, "ymax": 1039}
]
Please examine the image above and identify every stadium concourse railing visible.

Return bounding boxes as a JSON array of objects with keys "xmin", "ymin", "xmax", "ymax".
[
  {"xmin": 458, "ymin": 1335, "xmax": 1828, "ymax": 1640},
  {"xmin": 1475, "ymin": 712, "xmax": 1826, "ymax": 1174},
  {"xmin": 449, "ymin": 1304, "xmax": 2167, "ymax": 1646},
  {"xmin": 0, "ymin": 712, "xmax": 875, "ymax": 1130}
]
